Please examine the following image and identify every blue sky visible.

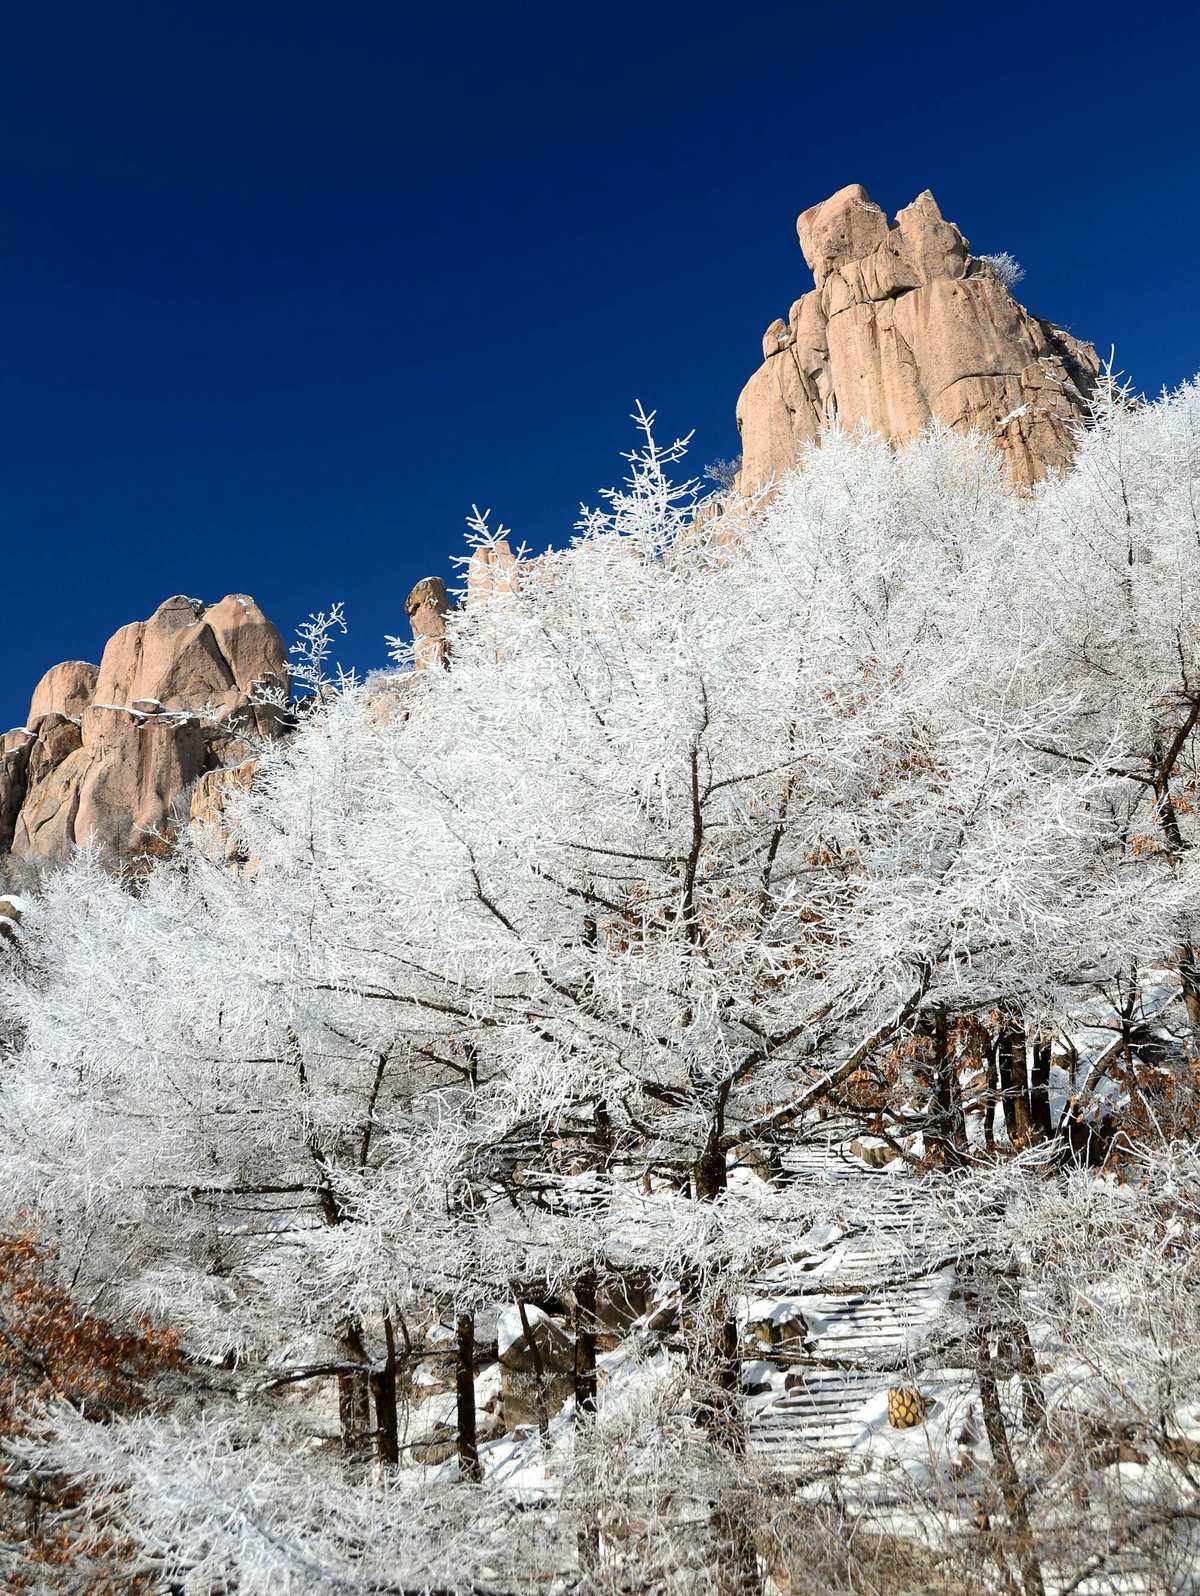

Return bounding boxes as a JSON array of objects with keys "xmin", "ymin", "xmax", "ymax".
[{"xmin": 2, "ymin": 0, "xmax": 1197, "ymax": 728}]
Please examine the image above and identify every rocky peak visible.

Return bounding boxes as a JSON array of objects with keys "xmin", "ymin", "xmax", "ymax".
[
  {"xmin": 27, "ymin": 661, "xmax": 99, "ymax": 724},
  {"xmin": 736, "ymin": 184, "xmax": 1099, "ymax": 493},
  {"xmin": 94, "ymin": 592, "xmax": 285, "ymax": 714},
  {"xmin": 796, "ymin": 183, "xmax": 892, "ymax": 287},
  {"xmin": 1, "ymin": 594, "xmax": 288, "ymax": 868}
]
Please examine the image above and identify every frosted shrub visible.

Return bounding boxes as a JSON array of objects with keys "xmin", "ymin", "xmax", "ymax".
[{"xmin": 977, "ymin": 248, "xmax": 1026, "ymax": 288}]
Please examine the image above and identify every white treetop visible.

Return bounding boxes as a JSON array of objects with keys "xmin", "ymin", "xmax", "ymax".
[{"xmin": 1, "ymin": 383, "xmax": 1198, "ymax": 1591}]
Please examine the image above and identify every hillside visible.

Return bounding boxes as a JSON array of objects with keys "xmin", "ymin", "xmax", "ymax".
[{"xmin": 0, "ymin": 189, "xmax": 1197, "ymax": 1596}]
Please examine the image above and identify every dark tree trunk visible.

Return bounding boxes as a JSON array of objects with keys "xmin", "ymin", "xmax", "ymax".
[
  {"xmin": 1029, "ymin": 1039, "xmax": 1053, "ymax": 1140},
  {"xmin": 998, "ymin": 1025, "xmax": 1031, "ymax": 1145},
  {"xmin": 1059, "ymin": 1106, "xmax": 1106, "ymax": 1168},
  {"xmin": 977, "ymin": 1321, "xmax": 1045, "ymax": 1596},
  {"xmin": 690, "ymin": 1103, "xmax": 759, "ymax": 1590},
  {"xmin": 699, "ymin": 1286, "xmax": 760, "ymax": 1595},
  {"xmin": 455, "ymin": 1311, "xmax": 482, "ymax": 1483},
  {"xmin": 371, "ymin": 1312, "xmax": 400, "ymax": 1467},
  {"xmin": 1154, "ymin": 766, "xmax": 1200, "ymax": 1039},
  {"xmin": 1014, "ymin": 1318, "xmax": 1046, "ymax": 1434},
  {"xmin": 573, "ymin": 1269, "xmax": 597, "ymax": 1418},
  {"xmin": 995, "ymin": 1267, "xmax": 1046, "ymax": 1434},
  {"xmin": 695, "ymin": 1293, "xmax": 744, "ymax": 1453},
  {"xmin": 712, "ymin": 1493, "xmax": 763, "ymax": 1596},
  {"xmin": 338, "ymin": 1318, "xmax": 371, "ymax": 1462},
  {"xmin": 930, "ymin": 1006, "xmax": 967, "ymax": 1163},
  {"xmin": 984, "ymin": 1037, "xmax": 998, "ymax": 1154},
  {"xmin": 337, "ymin": 1369, "xmax": 370, "ymax": 1458},
  {"xmin": 694, "ymin": 1122, "xmax": 728, "ymax": 1201},
  {"xmin": 690, "ymin": 1115, "xmax": 740, "ymax": 1445},
  {"xmin": 1177, "ymin": 941, "xmax": 1200, "ymax": 1037},
  {"xmin": 593, "ymin": 1096, "xmax": 612, "ymax": 1162},
  {"xmin": 573, "ymin": 1266, "xmax": 602, "ymax": 1574}
]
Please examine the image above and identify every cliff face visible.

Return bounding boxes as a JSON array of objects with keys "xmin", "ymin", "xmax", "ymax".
[
  {"xmin": 734, "ymin": 184, "xmax": 1099, "ymax": 494},
  {"xmin": 0, "ymin": 595, "xmax": 287, "ymax": 868}
]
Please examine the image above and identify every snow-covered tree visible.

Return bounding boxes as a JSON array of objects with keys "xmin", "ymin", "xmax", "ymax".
[{"xmin": 0, "ymin": 382, "xmax": 1198, "ymax": 1590}]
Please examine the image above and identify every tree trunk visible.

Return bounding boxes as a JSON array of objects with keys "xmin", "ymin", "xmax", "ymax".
[
  {"xmin": 977, "ymin": 1321, "xmax": 1045, "ymax": 1596},
  {"xmin": 984, "ymin": 1037, "xmax": 998, "ymax": 1154},
  {"xmin": 689, "ymin": 1115, "xmax": 760, "ymax": 1592},
  {"xmin": 573, "ymin": 1267, "xmax": 602, "ymax": 1575},
  {"xmin": 1177, "ymin": 940, "xmax": 1200, "ymax": 1038},
  {"xmin": 998, "ymin": 1025, "xmax": 1031, "ymax": 1145},
  {"xmin": 695, "ymin": 1292, "xmax": 744, "ymax": 1454},
  {"xmin": 1029, "ymin": 1039, "xmax": 1053, "ymax": 1141},
  {"xmin": 338, "ymin": 1318, "xmax": 371, "ymax": 1463},
  {"xmin": 1153, "ymin": 745, "xmax": 1200, "ymax": 1041},
  {"xmin": 694, "ymin": 1122, "xmax": 727, "ymax": 1201},
  {"xmin": 455, "ymin": 1311, "xmax": 482, "ymax": 1483},
  {"xmin": 995, "ymin": 1267, "xmax": 1046, "ymax": 1434},
  {"xmin": 593, "ymin": 1096, "xmax": 612, "ymax": 1161},
  {"xmin": 712, "ymin": 1492, "xmax": 763, "ymax": 1596},
  {"xmin": 574, "ymin": 1269, "xmax": 597, "ymax": 1418},
  {"xmin": 930, "ymin": 1006, "xmax": 967, "ymax": 1163},
  {"xmin": 516, "ymin": 1296, "xmax": 550, "ymax": 1439},
  {"xmin": 371, "ymin": 1312, "xmax": 400, "ymax": 1467},
  {"xmin": 698, "ymin": 1287, "xmax": 761, "ymax": 1594},
  {"xmin": 1014, "ymin": 1318, "xmax": 1046, "ymax": 1434},
  {"xmin": 691, "ymin": 1120, "xmax": 740, "ymax": 1446}
]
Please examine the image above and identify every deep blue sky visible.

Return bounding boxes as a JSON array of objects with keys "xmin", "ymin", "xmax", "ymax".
[{"xmin": 2, "ymin": 0, "xmax": 1197, "ymax": 728}]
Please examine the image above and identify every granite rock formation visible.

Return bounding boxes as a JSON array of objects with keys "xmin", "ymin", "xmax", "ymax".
[
  {"xmin": 1, "ymin": 595, "xmax": 287, "ymax": 867},
  {"xmin": 405, "ymin": 577, "xmax": 452, "ymax": 671},
  {"xmin": 735, "ymin": 184, "xmax": 1099, "ymax": 493},
  {"xmin": 401, "ymin": 542, "xmax": 520, "ymax": 677},
  {"xmin": 466, "ymin": 542, "xmax": 520, "ymax": 607},
  {"xmin": 27, "ymin": 661, "xmax": 99, "ymax": 723}
]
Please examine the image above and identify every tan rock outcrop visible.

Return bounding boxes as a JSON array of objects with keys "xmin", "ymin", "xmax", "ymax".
[
  {"xmin": 28, "ymin": 661, "xmax": 99, "ymax": 723},
  {"xmin": 466, "ymin": 541, "xmax": 519, "ymax": 606},
  {"xmin": 735, "ymin": 185, "xmax": 1099, "ymax": 493},
  {"xmin": 187, "ymin": 759, "xmax": 257, "ymax": 865},
  {"xmin": 0, "ymin": 732, "xmax": 34, "ymax": 856},
  {"xmin": 12, "ymin": 709, "xmax": 208, "ymax": 866},
  {"xmin": 404, "ymin": 549, "xmax": 527, "ymax": 675},
  {"xmin": 94, "ymin": 593, "xmax": 286, "ymax": 715},
  {"xmin": 0, "ymin": 895, "xmax": 23, "ymax": 944},
  {"xmin": 405, "ymin": 577, "xmax": 452, "ymax": 670},
  {"xmin": 2, "ymin": 595, "xmax": 288, "ymax": 867}
]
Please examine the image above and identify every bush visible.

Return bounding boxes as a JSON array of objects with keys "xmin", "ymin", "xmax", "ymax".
[{"xmin": 977, "ymin": 250, "xmax": 1025, "ymax": 289}]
